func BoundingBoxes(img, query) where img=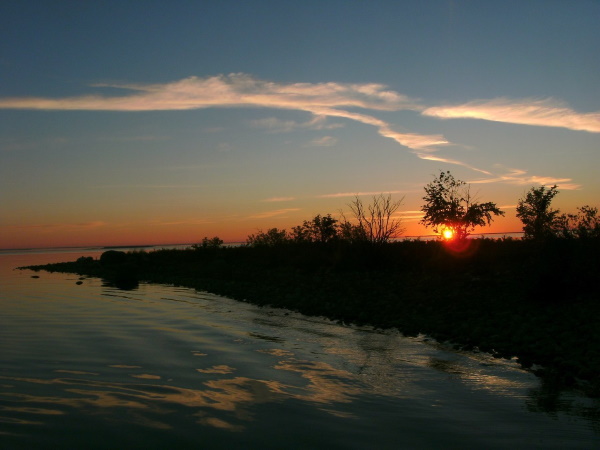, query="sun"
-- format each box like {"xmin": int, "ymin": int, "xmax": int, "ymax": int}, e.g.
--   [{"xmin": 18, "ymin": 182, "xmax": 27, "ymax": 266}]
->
[{"xmin": 442, "ymin": 228, "xmax": 454, "ymax": 240}]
